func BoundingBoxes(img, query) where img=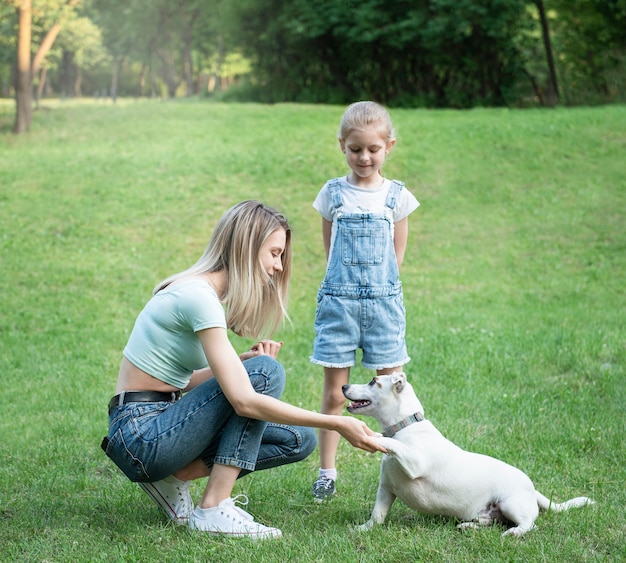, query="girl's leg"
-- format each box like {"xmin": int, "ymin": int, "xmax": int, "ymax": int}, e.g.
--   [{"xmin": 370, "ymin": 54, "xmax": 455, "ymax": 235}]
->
[
  {"xmin": 377, "ymin": 366, "xmax": 402, "ymax": 376},
  {"xmin": 319, "ymin": 366, "xmax": 351, "ymax": 468},
  {"xmin": 312, "ymin": 366, "xmax": 350, "ymax": 501}
]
